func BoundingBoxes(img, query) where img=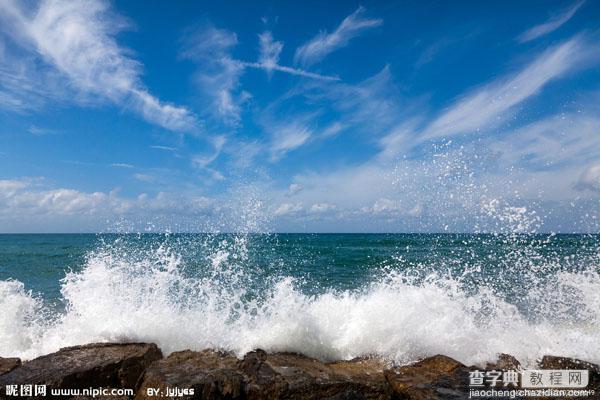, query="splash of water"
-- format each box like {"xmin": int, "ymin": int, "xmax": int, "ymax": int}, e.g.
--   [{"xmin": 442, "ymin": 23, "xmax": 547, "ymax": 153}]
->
[{"xmin": 1, "ymin": 229, "xmax": 599, "ymax": 367}]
